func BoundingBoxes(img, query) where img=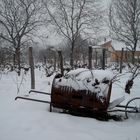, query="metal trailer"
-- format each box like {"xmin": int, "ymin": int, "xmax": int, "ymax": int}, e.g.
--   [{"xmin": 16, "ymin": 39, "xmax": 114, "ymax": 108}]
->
[{"xmin": 15, "ymin": 73, "xmax": 140, "ymax": 120}]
